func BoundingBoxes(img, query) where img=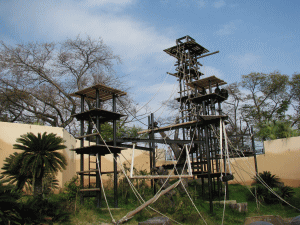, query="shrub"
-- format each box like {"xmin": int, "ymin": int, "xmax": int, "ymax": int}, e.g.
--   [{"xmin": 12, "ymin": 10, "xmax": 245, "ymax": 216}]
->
[
  {"xmin": 0, "ymin": 182, "xmax": 21, "ymax": 224},
  {"xmin": 249, "ymin": 171, "xmax": 295, "ymax": 204},
  {"xmin": 17, "ymin": 195, "xmax": 71, "ymax": 224},
  {"xmin": 252, "ymin": 171, "xmax": 281, "ymax": 188}
]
